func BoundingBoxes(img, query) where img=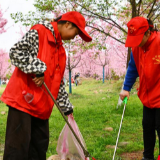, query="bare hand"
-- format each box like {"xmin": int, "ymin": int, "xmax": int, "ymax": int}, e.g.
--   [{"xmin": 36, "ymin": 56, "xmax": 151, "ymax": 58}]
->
[
  {"xmin": 32, "ymin": 76, "xmax": 44, "ymax": 87},
  {"xmin": 119, "ymin": 90, "xmax": 130, "ymax": 101}
]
